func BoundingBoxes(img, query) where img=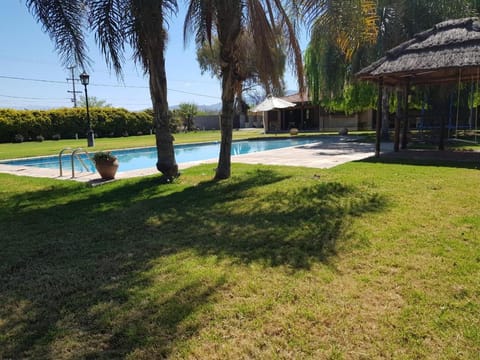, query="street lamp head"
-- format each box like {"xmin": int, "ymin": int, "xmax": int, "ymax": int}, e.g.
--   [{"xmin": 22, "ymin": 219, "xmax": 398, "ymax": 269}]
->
[{"xmin": 79, "ymin": 71, "xmax": 90, "ymax": 86}]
